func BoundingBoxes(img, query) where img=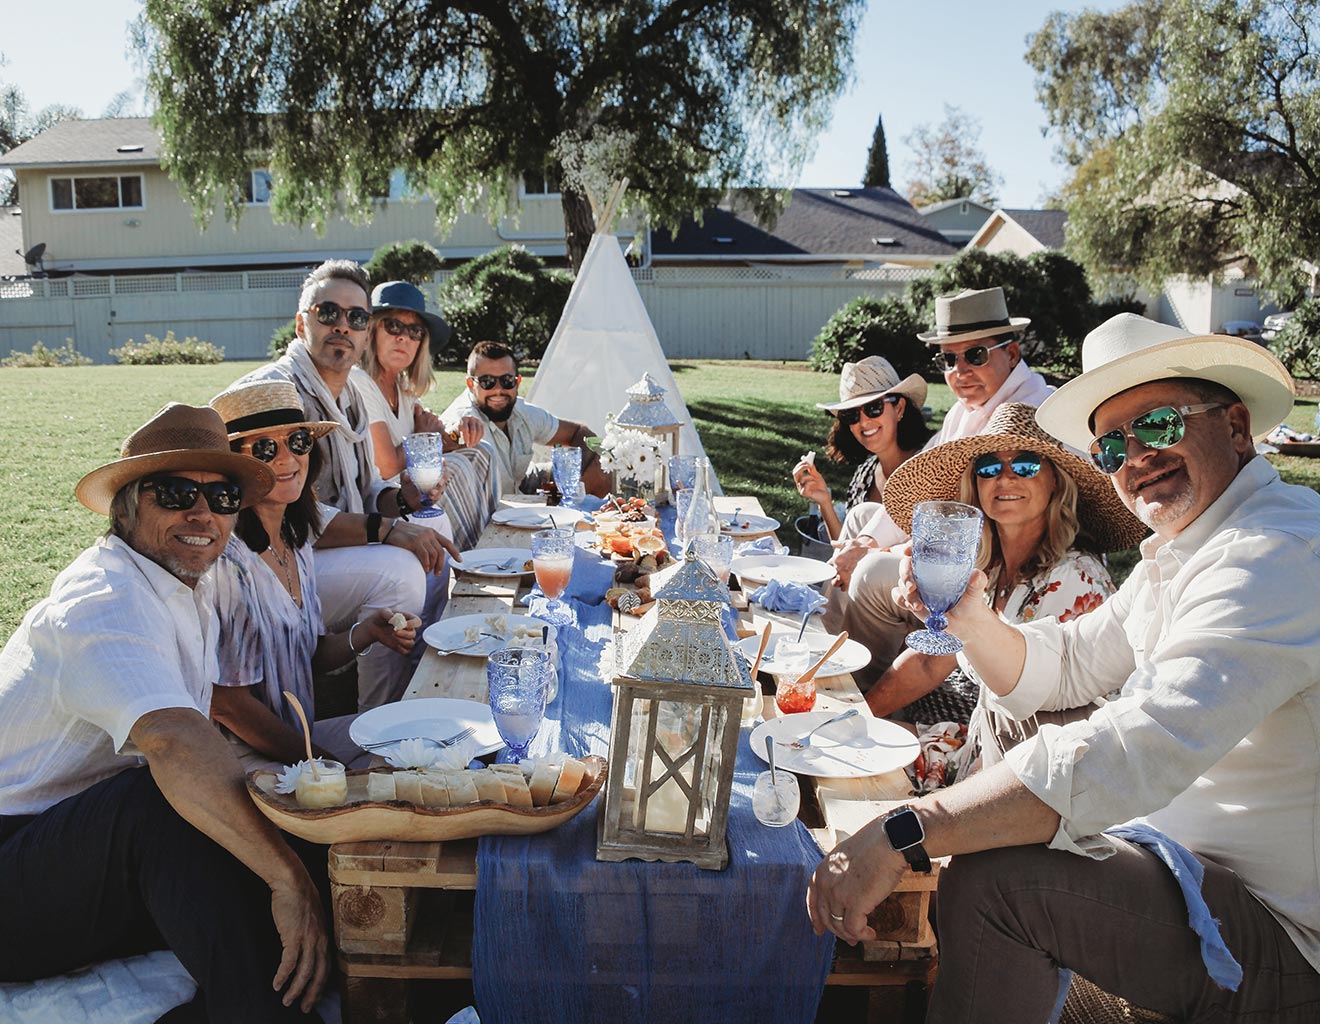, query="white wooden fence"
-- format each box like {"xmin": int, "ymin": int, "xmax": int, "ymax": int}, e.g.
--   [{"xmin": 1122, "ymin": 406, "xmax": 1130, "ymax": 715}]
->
[{"xmin": 0, "ymin": 265, "xmax": 926, "ymax": 364}]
